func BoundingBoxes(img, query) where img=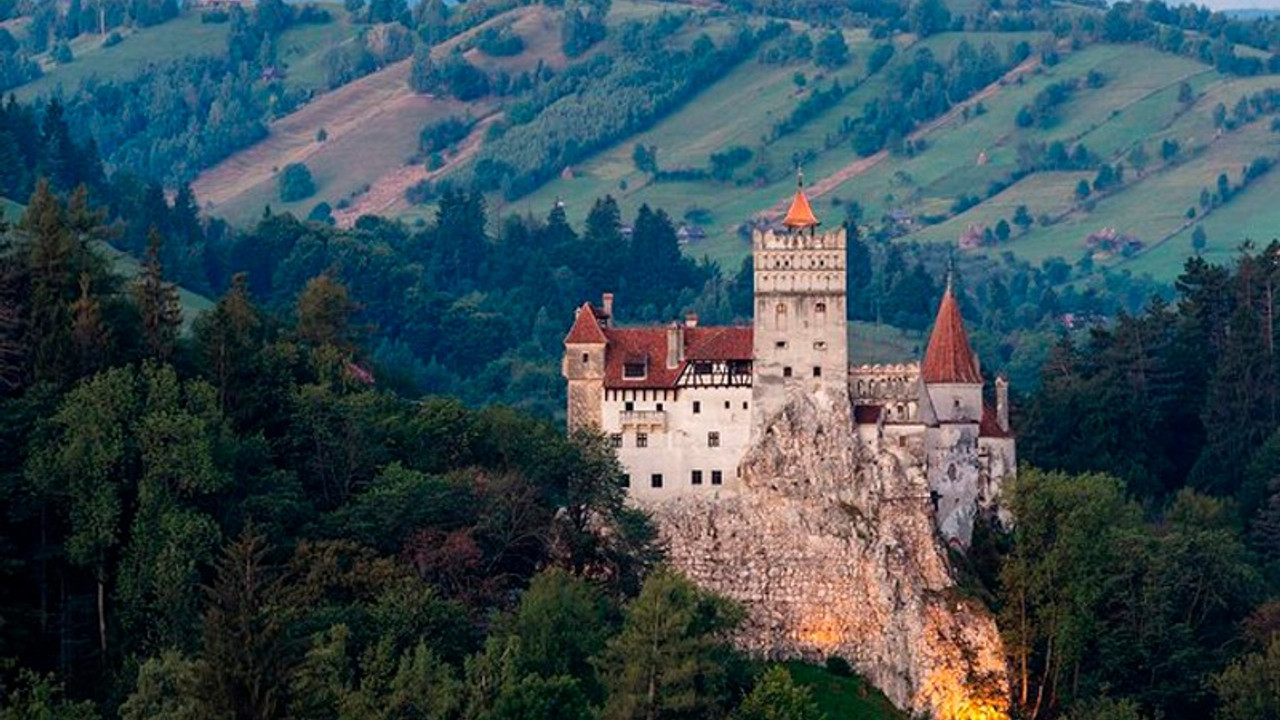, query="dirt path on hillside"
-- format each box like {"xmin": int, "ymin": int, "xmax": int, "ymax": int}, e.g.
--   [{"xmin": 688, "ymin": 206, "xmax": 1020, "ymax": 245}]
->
[
  {"xmin": 762, "ymin": 56, "xmax": 1040, "ymax": 220},
  {"xmin": 331, "ymin": 114, "xmax": 501, "ymax": 227}
]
